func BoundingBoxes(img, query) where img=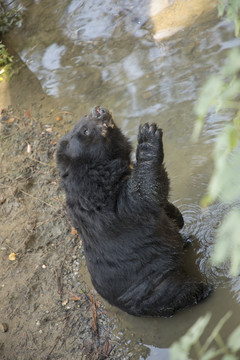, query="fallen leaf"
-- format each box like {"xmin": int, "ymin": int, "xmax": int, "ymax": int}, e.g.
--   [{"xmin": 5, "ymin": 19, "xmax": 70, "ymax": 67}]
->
[
  {"xmin": 142, "ymin": 91, "xmax": 152, "ymax": 99},
  {"xmin": 0, "ymin": 198, "xmax": 6, "ymax": 205},
  {"xmin": 9, "ymin": 253, "xmax": 16, "ymax": 261},
  {"xmin": 56, "ymin": 115, "xmax": 62, "ymax": 122},
  {"xmin": 95, "ymin": 300, "xmax": 101, "ymax": 308},
  {"xmin": 24, "ymin": 110, "xmax": 31, "ymax": 119},
  {"xmin": 7, "ymin": 118, "xmax": 15, "ymax": 123},
  {"xmin": 71, "ymin": 228, "xmax": 78, "ymax": 236}
]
